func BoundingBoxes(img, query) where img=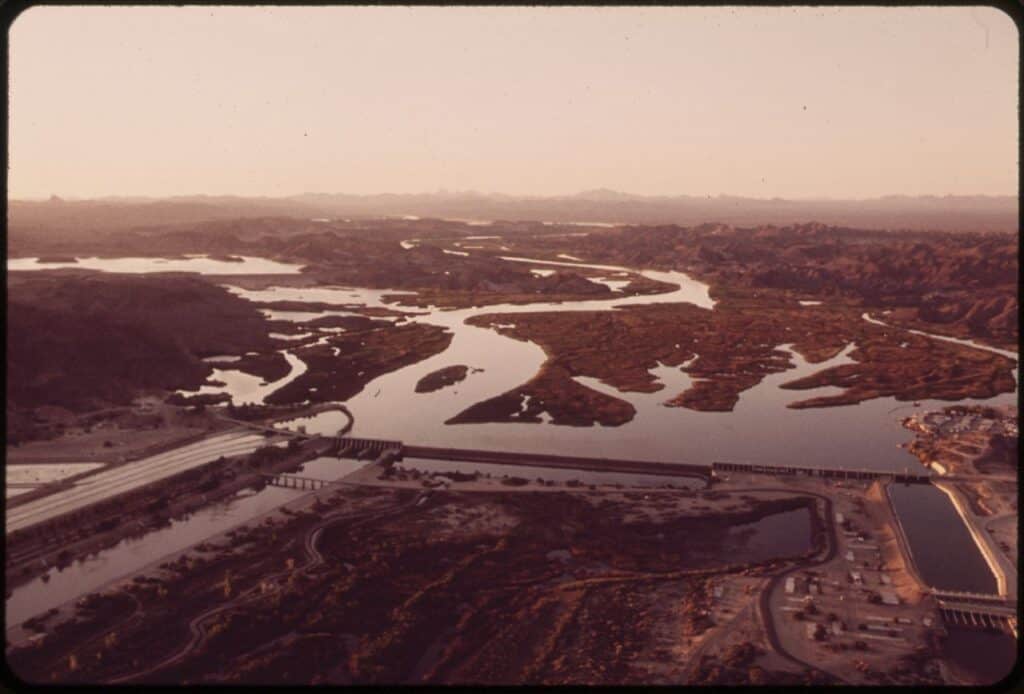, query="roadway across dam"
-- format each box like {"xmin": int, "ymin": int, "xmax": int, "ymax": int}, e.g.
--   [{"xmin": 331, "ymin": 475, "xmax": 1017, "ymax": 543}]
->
[
  {"xmin": 398, "ymin": 444, "xmax": 712, "ymax": 481},
  {"xmin": 6, "ymin": 433, "xmax": 940, "ymax": 546},
  {"xmin": 334, "ymin": 437, "xmax": 935, "ymax": 484}
]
